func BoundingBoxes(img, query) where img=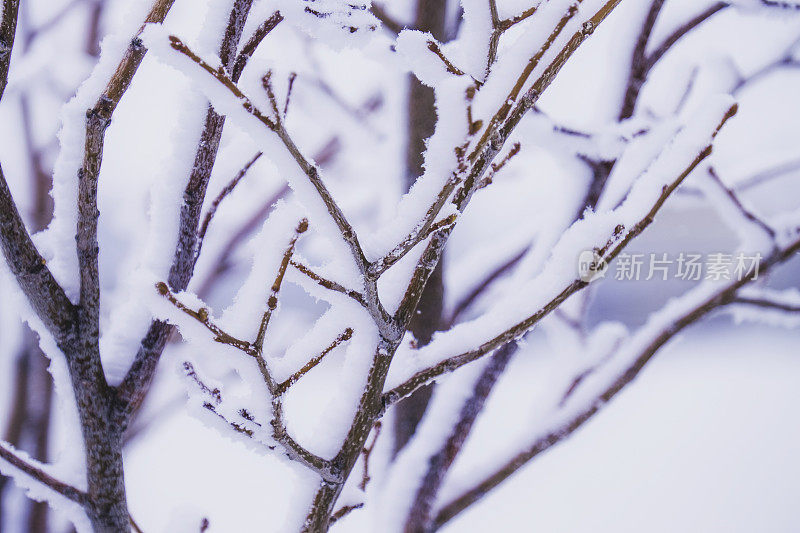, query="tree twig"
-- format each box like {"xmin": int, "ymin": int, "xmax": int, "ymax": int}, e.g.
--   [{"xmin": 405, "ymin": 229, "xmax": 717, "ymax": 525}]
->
[
  {"xmin": 0, "ymin": 441, "xmax": 86, "ymax": 504},
  {"xmin": 290, "ymin": 260, "xmax": 367, "ymax": 306},
  {"xmin": 117, "ymin": 0, "xmax": 255, "ymax": 425},
  {"xmin": 196, "ymin": 151, "xmax": 263, "ymax": 257},
  {"xmin": 276, "ymin": 328, "xmax": 353, "ymax": 395},
  {"xmin": 386, "ymin": 103, "xmax": 736, "ymax": 406},
  {"xmin": 358, "ymin": 421, "xmax": 381, "ymax": 491},
  {"xmin": 432, "ymin": 235, "xmax": 800, "ymax": 529},
  {"xmin": 329, "ymin": 502, "xmax": 364, "ymax": 524},
  {"xmin": 232, "ymin": 11, "xmax": 283, "ymax": 80}
]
